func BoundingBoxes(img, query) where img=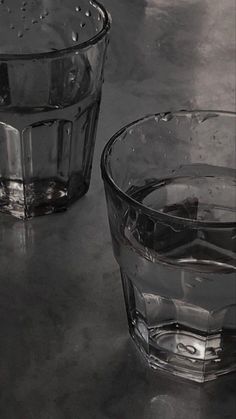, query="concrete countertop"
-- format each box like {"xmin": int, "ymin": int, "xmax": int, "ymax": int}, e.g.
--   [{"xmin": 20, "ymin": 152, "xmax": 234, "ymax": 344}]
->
[{"xmin": 0, "ymin": 1, "xmax": 235, "ymax": 418}]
